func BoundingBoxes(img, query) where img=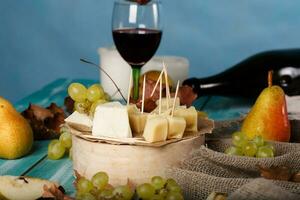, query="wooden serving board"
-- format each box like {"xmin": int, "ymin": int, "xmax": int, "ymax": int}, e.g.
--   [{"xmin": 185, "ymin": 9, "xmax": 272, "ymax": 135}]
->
[{"xmin": 68, "ymin": 117, "xmax": 214, "ymax": 147}]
